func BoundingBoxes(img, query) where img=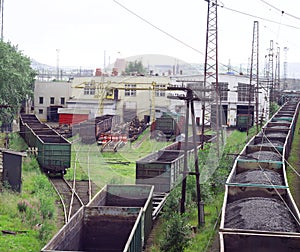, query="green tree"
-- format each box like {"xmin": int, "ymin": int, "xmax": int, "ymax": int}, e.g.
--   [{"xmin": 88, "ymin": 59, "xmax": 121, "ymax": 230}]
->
[
  {"xmin": 159, "ymin": 212, "xmax": 192, "ymax": 252},
  {"xmin": 125, "ymin": 60, "xmax": 146, "ymax": 75},
  {"xmin": 0, "ymin": 41, "xmax": 36, "ymax": 125},
  {"xmin": 269, "ymin": 101, "xmax": 280, "ymax": 117}
]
